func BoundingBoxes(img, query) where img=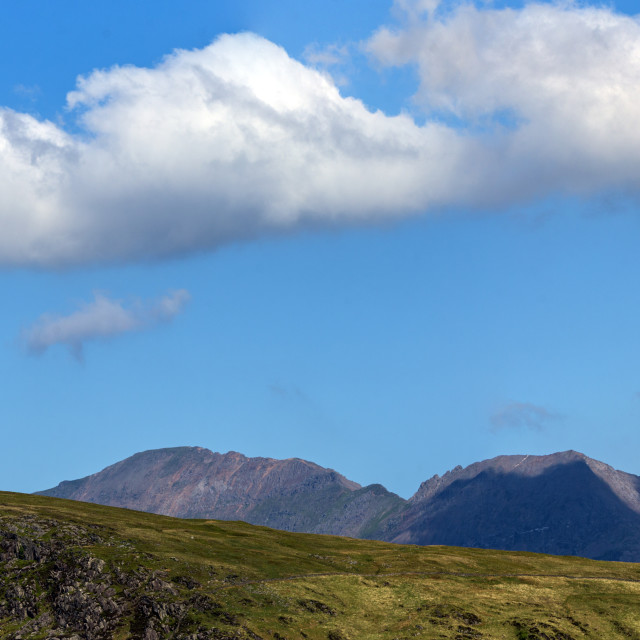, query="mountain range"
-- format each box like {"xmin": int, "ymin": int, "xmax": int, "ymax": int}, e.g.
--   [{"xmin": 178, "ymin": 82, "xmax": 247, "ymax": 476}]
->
[{"xmin": 37, "ymin": 447, "xmax": 640, "ymax": 562}]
